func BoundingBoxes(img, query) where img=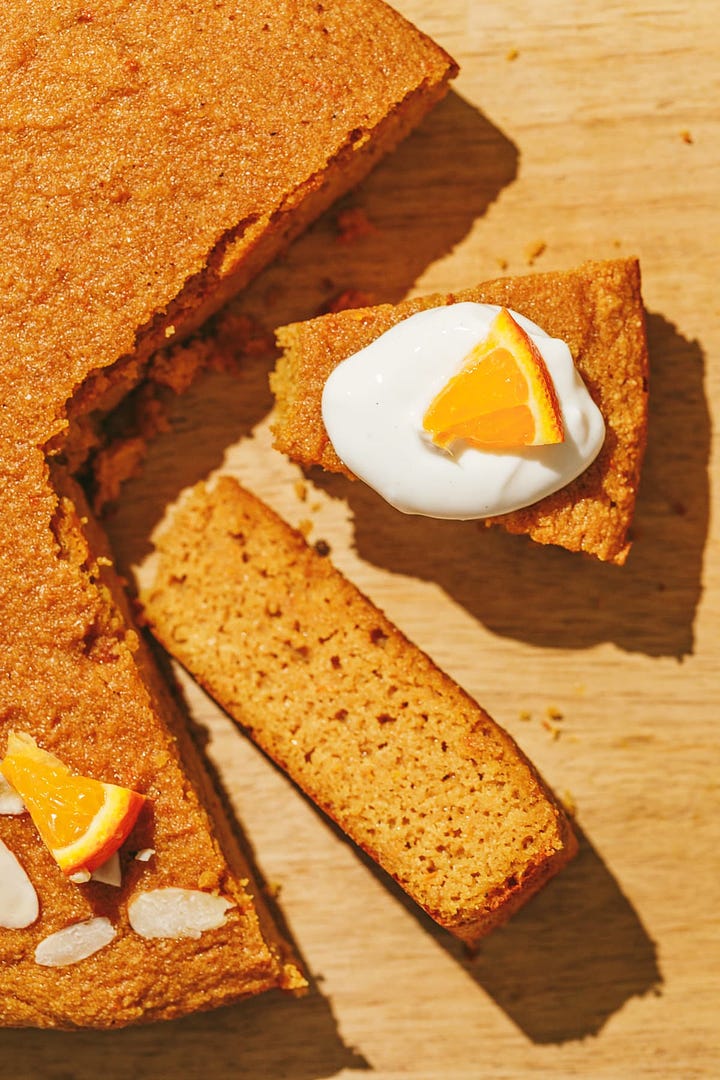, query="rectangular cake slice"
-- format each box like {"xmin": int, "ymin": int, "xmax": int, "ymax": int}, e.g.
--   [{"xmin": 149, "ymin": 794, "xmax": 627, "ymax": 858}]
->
[
  {"xmin": 270, "ymin": 258, "xmax": 649, "ymax": 565},
  {"xmin": 142, "ymin": 477, "xmax": 578, "ymax": 946}
]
